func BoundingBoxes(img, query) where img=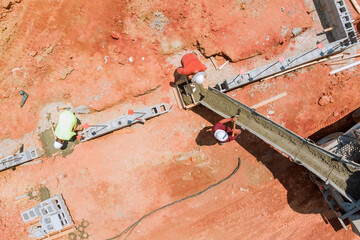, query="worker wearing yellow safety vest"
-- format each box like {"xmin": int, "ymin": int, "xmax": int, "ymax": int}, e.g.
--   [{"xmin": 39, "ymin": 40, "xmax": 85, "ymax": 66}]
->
[{"xmin": 53, "ymin": 110, "xmax": 83, "ymax": 149}]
